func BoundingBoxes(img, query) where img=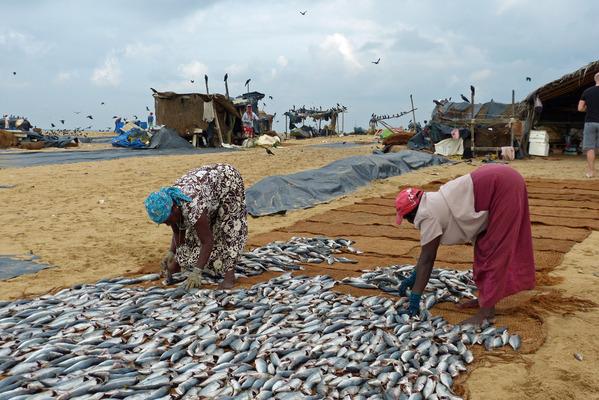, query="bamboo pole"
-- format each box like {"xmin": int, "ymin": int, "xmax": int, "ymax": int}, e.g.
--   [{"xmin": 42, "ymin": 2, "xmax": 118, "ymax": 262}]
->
[{"xmin": 410, "ymin": 94, "xmax": 417, "ymax": 131}]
